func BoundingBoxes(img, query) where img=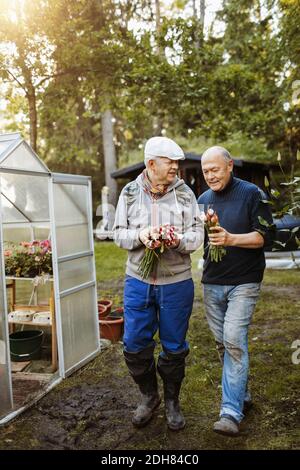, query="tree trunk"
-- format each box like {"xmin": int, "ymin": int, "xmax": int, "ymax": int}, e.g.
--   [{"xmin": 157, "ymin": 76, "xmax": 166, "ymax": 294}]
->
[
  {"xmin": 155, "ymin": 0, "xmax": 161, "ymax": 33},
  {"xmin": 195, "ymin": 0, "xmax": 205, "ymax": 50},
  {"xmin": 200, "ymin": 0, "xmax": 205, "ymax": 32},
  {"xmin": 15, "ymin": 3, "xmax": 38, "ymax": 152},
  {"xmin": 153, "ymin": 0, "xmax": 163, "ymax": 134},
  {"xmin": 101, "ymin": 109, "xmax": 118, "ymax": 206},
  {"xmin": 155, "ymin": 0, "xmax": 163, "ymax": 56},
  {"xmin": 26, "ymin": 86, "xmax": 38, "ymax": 152},
  {"xmin": 192, "ymin": 0, "xmax": 197, "ymax": 18}
]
